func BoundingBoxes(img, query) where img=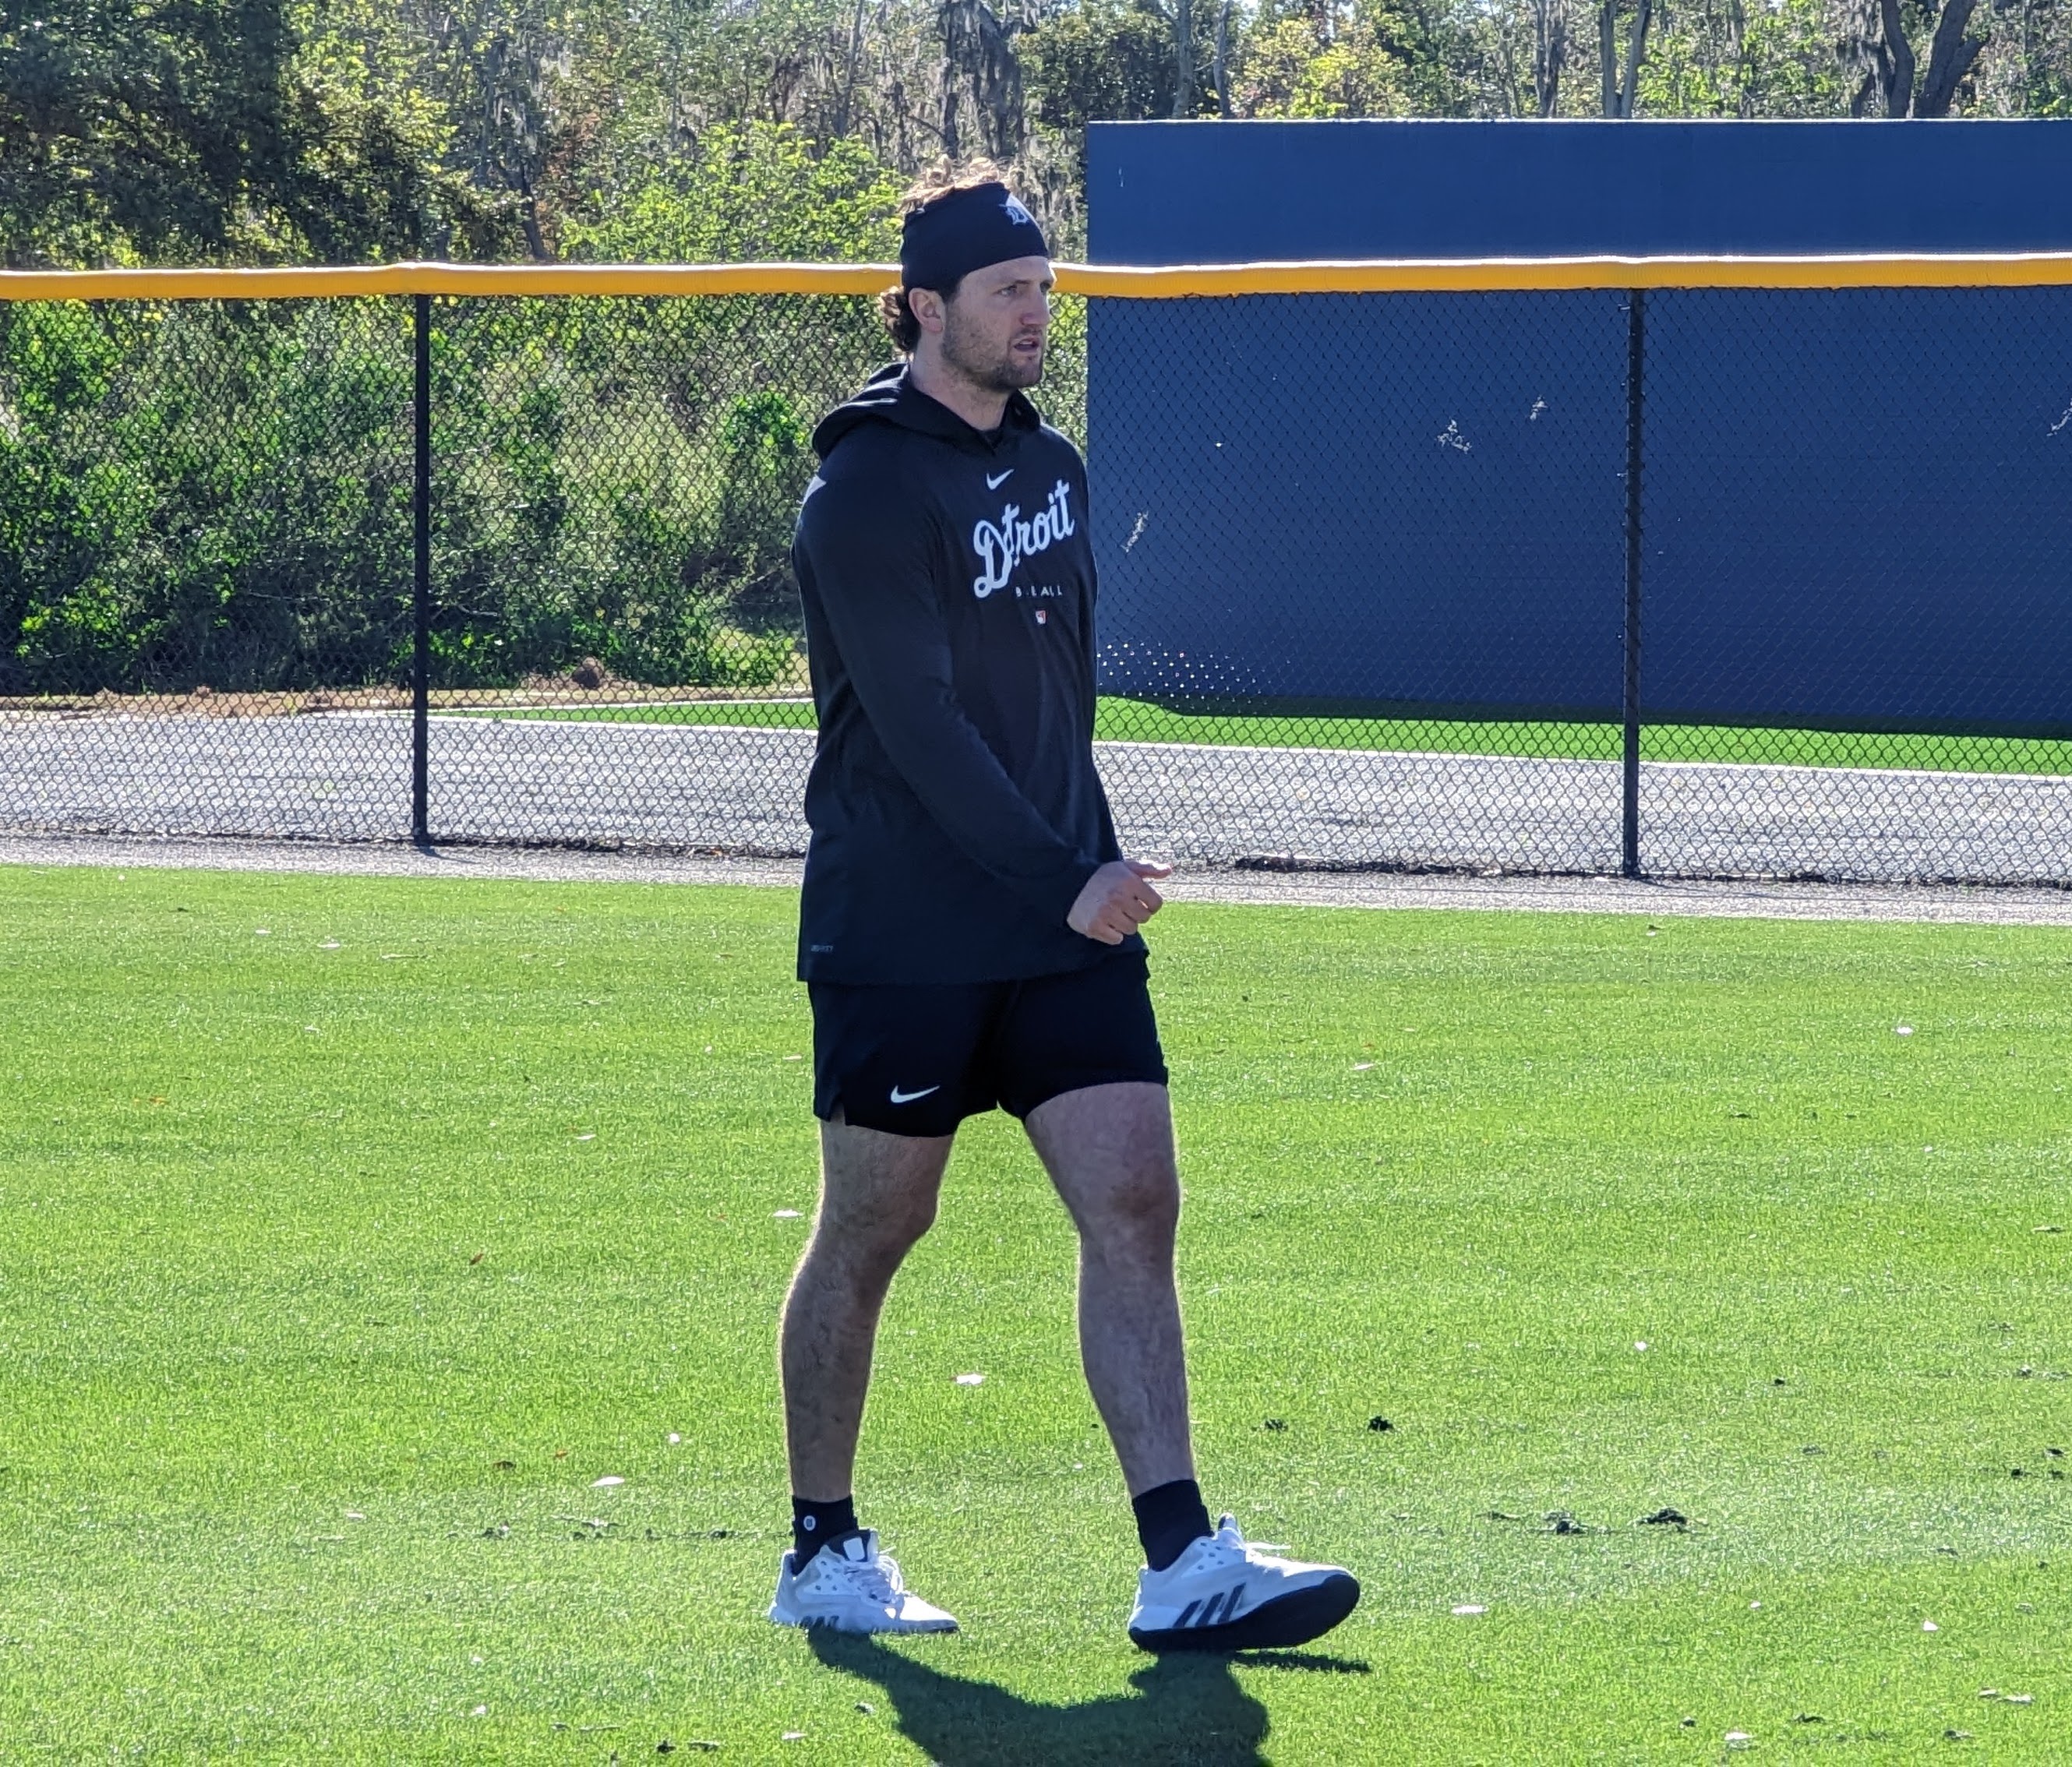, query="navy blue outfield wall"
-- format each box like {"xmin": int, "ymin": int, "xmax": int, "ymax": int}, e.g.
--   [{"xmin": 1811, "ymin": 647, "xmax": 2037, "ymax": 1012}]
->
[{"xmin": 1083, "ymin": 122, "xmax": 2072, "ymax": 735}]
